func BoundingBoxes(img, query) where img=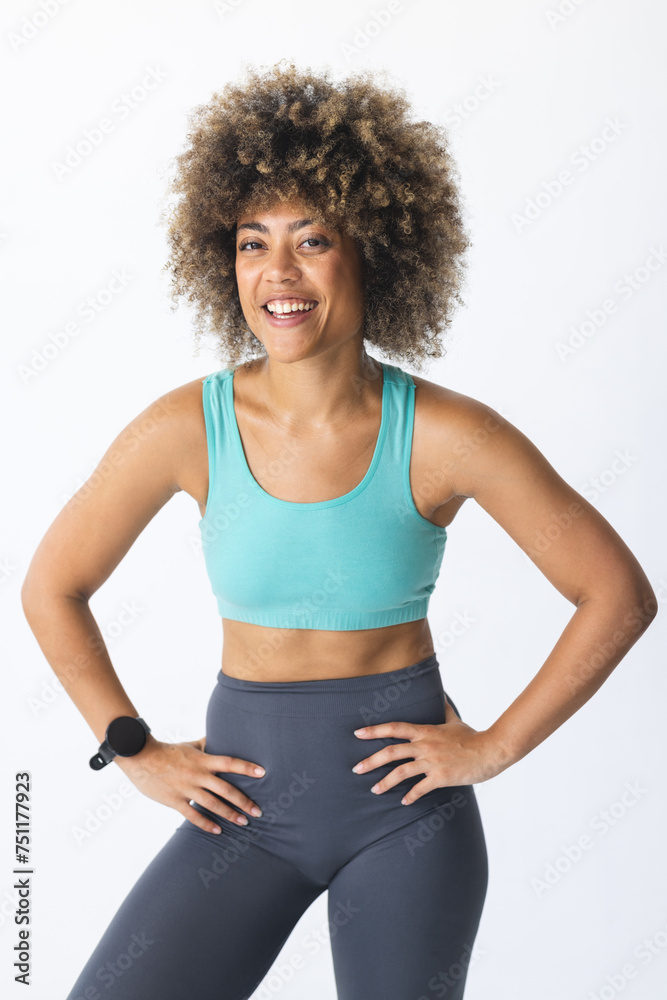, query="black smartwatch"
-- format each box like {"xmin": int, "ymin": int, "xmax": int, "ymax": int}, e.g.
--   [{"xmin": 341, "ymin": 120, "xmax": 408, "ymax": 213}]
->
[{"xmin": 89, "ymin": 716, "xmax": 151, "ymax": 770}]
